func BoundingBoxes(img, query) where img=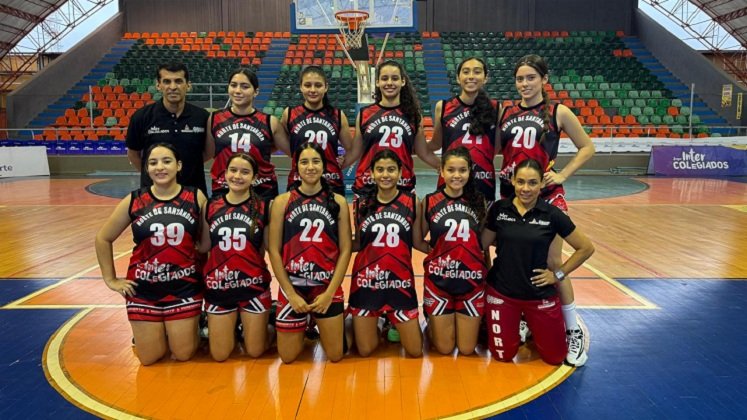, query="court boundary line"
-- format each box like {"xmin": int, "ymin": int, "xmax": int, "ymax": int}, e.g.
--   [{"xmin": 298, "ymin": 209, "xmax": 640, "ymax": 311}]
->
[
  {"xmin": 43, "ymin": 306, "xmax": 576, "ymax": 420},
  {"xmin": 1, "ymin": 250, "xmax": 131, "ymax": 309},
  {"xmin": 441, "ymin": 366, "xmax": 574, "ymax": 419},
  {"xmin": 43, "ymin": 308, "xmax": 146, "ymax": 420},
  {"xmin": 563, "ymin": 250, "xmax": 658, "ymax": 309}
]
